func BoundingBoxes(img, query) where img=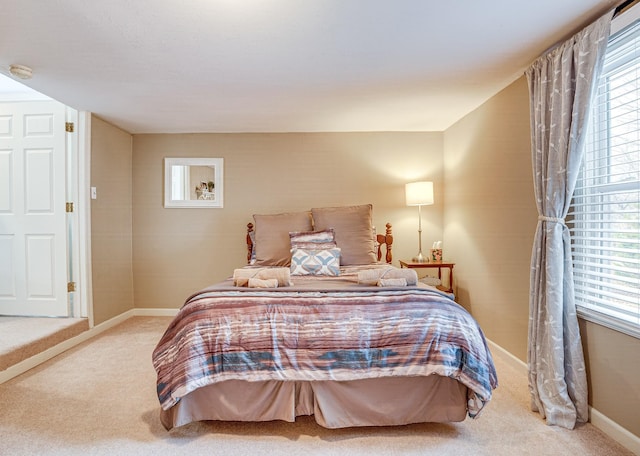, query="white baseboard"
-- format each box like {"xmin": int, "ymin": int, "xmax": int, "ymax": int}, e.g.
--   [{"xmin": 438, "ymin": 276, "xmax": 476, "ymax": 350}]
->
[
  {"xmin": 0, "ymin": 309, "xmax": 135, "ymax": 384},
  {"xmin": 589, "ymin": 407, "xmax": 640, "ymax": 455},
  {"xmin": 486, "ymin": 338, "xmax": 527, "ymax": 375},
  {"xmin": 133, "ymin": 308, "xmax": 179, "ymax": 317},
  {"xmin": 487, "ymin": 338, "xmax": 640, "ymax": 456},
  {"xmin": 0, "ymin": 308, "xmax": 180, "ymax": 384}
]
